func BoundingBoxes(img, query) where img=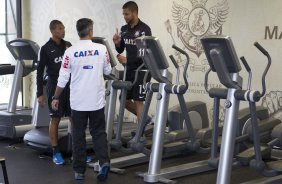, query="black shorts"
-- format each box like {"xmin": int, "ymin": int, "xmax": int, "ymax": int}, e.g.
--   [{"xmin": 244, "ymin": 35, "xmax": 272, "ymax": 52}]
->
[
  {"xmin": 125, "ymin": 70, "xmax": 151, "ymax": 101},
  {"xmin": 46, "ymin": 78, "xmax": 71, "ymax": 117}
]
